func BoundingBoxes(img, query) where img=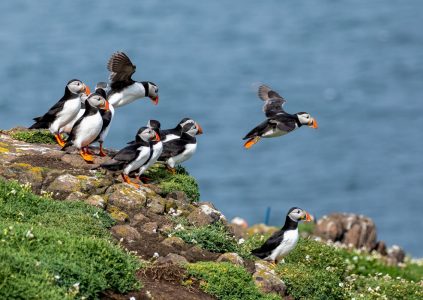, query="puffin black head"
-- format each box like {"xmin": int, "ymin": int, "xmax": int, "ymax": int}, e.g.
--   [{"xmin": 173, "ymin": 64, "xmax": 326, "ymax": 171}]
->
[
  {"xmin": 95, "ymin": 87, "xmax": 107, "ymax": 100},
  {"xmin": 147, "ymin": 119, "xmax": 161, "ymax": 130},
  {"xmin": 142, "ymin": 81, "xmax": 159, "ymax": 105},
  {"xmin": 287, "ymin": 207, "xmax": 312, "ymax": 222},
  {"xmin": 181, "ymin": 120, "xmax": 203, "ymax": 137},
  {"xmin": 86, "ymin": 92, "xmax": 109, "ymax": 111},
  {"xmin": 177, "ymin": 118, "xmax": 195, "ymax": 129},
  {"xmin": 66, "ymin": 79, "xmax": 90, "ymax": 96},
  {"xmin": 296, "ymin": 112, "xmax": 318, "ymax": 129}
]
